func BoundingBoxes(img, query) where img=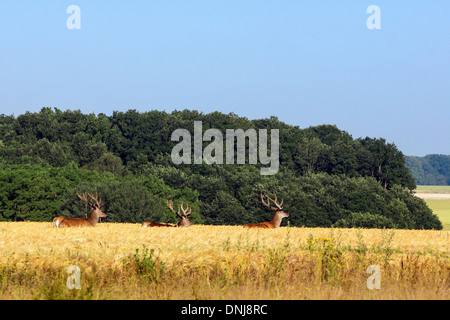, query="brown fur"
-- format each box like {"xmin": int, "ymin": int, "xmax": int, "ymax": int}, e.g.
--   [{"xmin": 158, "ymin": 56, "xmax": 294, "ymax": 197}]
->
[
  {"xmin": 141, "ymin": 221, "xmax": 175, "ymax": 228},
  {"xmin": 243, "ymin": 193, "xmax": 289, "ymax": 229},
  {"xmin": 53, "ymin": 193, "xmax": 107, "ymax": 228},
  {"xmin": 142, "ymin": 200, "xmax": 194, "ymax": 228}
]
